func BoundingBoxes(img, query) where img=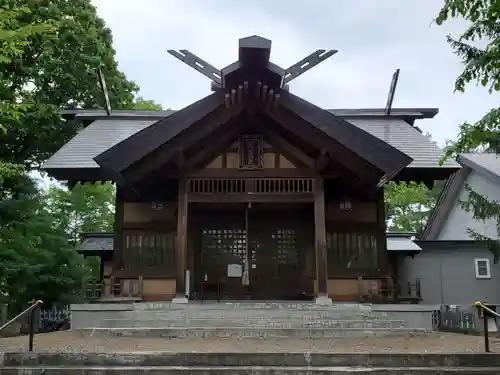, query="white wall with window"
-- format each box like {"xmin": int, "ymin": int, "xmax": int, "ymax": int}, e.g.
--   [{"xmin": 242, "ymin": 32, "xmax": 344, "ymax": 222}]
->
[
  {"xmin": 474, "ymin": 258, "xmax": 491, "ymax": 279},
  {"xmin": 399, "ymin": 242, "xmax": 500, "ymax": 306}
]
